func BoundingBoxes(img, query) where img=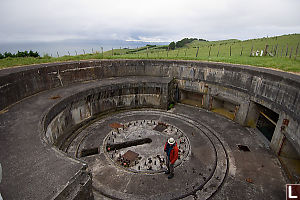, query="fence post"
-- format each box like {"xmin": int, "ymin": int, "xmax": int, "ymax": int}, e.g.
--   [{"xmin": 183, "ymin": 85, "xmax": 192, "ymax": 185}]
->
[
  {"xmin": 185, "ymin": 49, "xmax": 187, "ymax": 57},
  {"xmin": 147, "ymin": 47, "xmax": 149, "ymax": 58},
  {"xmin": 264, "ymin": 45, "xmax": 269, "ymax": 56},
  {"xmin": 217, "ymin": 45, "xmax": 220, "ymax": 57},
  {"xmin": 240, "ymin": 46, "xmax": 243, "ymax": 56},
  {"xmin": 68, "ymin": 51, "xmax": 70, "ymax": 56},
  {"xmin": 208, "ymin": 46, "xmax": 211, "ymax": 57},
  {"xmin": 270, "ymin": 45, "xmax": 273, "ymax": 54},
  {"xmin": 112, "ymin": 48, "xmax": 114, "ymax": 56},
  {"xmin": 289, "ymin": 47, "xmax": 293, "ymax": 59},
  {"xmin": 101, "ymin": 47, "xmax": 103, "ymax": 58},
  {"xmin": 295, "ymin": 43, "xmax": 299, "ymax": 60},
  {"xmin": 167, "ymin": 47, "xmax": 169, "ymax": 57},
  {"xmin": 274, "ymin": 44, "xmax": 278, "ymax": 56},
  {"xmin": 250, "ymin": 45, "xmax": 253, "ymax": 56},
  {"xmin": 285, "ymin": 44, "xmax": 289, "ymax": 57},
  {"xmin": 177, "ymin": 50, "xmax": 179, "ymax": 57},
  {"xmin": 75, "ymin": 50, "xmax": 77, "ymax": 56},
  {"xmin": 92, "ymin": 48, "xmax": 94, "ymax": 54},
  {"xmin": 230, "ymin": 46, "xmax": 231, "ymax": 56},
  {"xmin": 196, "ymin": 47, "xmax": 199, "ymax": 57}
]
